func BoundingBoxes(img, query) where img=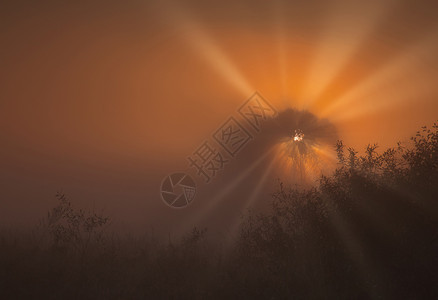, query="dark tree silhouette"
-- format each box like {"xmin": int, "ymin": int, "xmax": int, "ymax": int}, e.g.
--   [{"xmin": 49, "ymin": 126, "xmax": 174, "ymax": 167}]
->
[{"xmin": 1, "ymin": 122, "xmax": 437, "ymax": 299}]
